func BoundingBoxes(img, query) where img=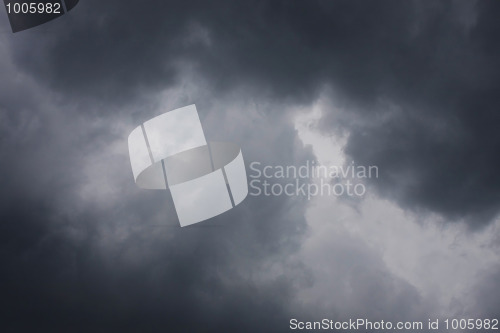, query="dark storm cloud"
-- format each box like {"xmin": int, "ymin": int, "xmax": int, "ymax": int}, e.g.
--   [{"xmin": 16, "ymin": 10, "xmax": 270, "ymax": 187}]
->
[
  {"xmin": 322, "ymin": 1, "xmax": 500, "ymax": 227},
  {"xmin": 0, "ymin": 51, "xmax": 314, "ymax": 331},
  {"xmin": 0, "ymin": 194, "xmax": 305, "ymax": 332},
  {"xmin": 2, "ymin": 0, "xmax": 500, "ymax": 331},
  {"xmin": 7, "ymin": 0, "xmax": 500, "ymax": 225}
]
